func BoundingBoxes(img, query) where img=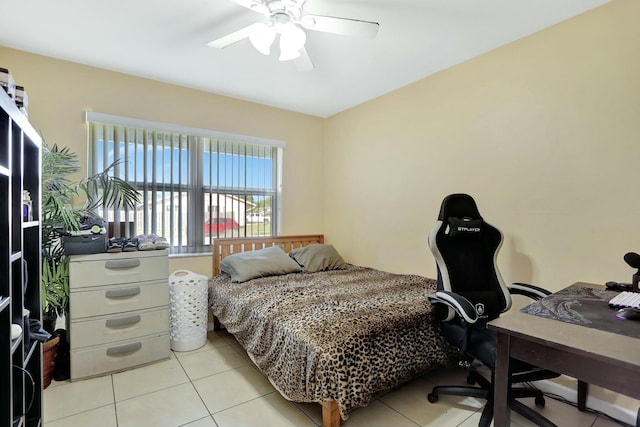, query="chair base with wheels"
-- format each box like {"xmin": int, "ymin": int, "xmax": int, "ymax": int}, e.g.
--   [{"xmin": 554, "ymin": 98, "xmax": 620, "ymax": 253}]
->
[{"xmin": 427, "ymin": 367, "xmax": 555, "ymax": 427}]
